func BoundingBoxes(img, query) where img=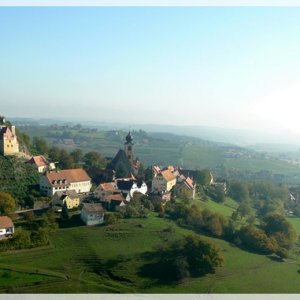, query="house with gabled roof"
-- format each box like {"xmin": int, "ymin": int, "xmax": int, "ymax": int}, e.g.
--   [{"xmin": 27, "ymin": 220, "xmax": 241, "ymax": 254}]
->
[
  {"xmin": 40, "ymin": 168, "xmax": 92, "ymax": 196},
  {"xmin": 52, "ymin": 190, "xmax": 80, "ymax": 210},
  {"xmin": 27, "ymin": 155, "xmax": 55, "ymax": 173},
  {"xmin": 152, "ymin": 169, "xmax": 177, "ymax": 193},
  {"xmin": 0, "ymin": 216, "xmax": 14, "ymax": 237},
  {"xmin": 81, "ymin": 203, "xmax": 104, "ymax": 226},
  {"xmin": 175, "ymin": 175, "xmax": 196, "ymax": 199}
]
